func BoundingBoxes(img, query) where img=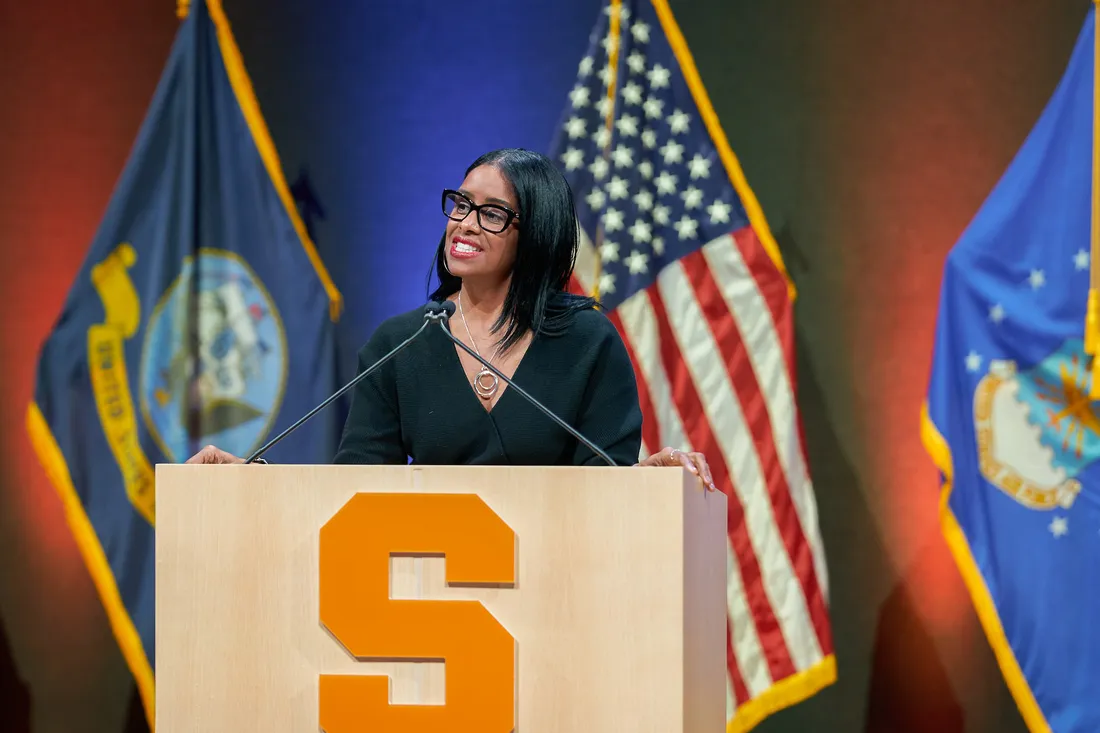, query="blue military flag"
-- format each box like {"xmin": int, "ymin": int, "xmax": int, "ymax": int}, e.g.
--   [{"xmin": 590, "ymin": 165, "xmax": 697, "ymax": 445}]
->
[
  {"xmin": 25, "ymin": 0, "xmax": 344, "ymax": 726},
  {"xmin": 923, "ymin": 7, "xmax": 1099, "ymax": 732}
]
